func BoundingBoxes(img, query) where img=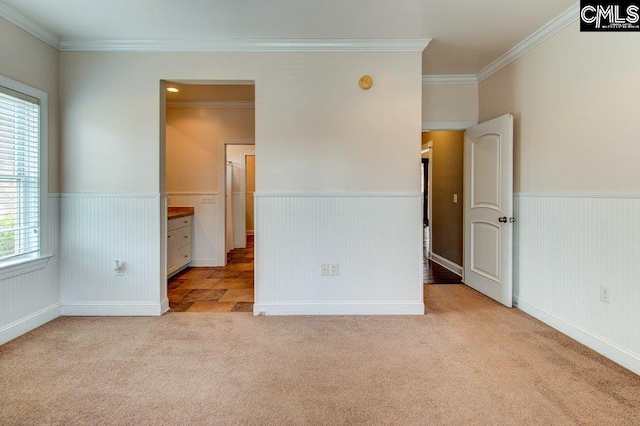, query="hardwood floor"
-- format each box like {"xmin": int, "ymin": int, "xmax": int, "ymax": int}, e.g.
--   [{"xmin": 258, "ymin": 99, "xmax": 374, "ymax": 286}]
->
[
  {"xmin": 423, "ymin": 226, "xmax": 462, "ymax": 284},
  {"xmin": 423, "ymin": 258, "xmax": 462, "ymax": 284}
]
